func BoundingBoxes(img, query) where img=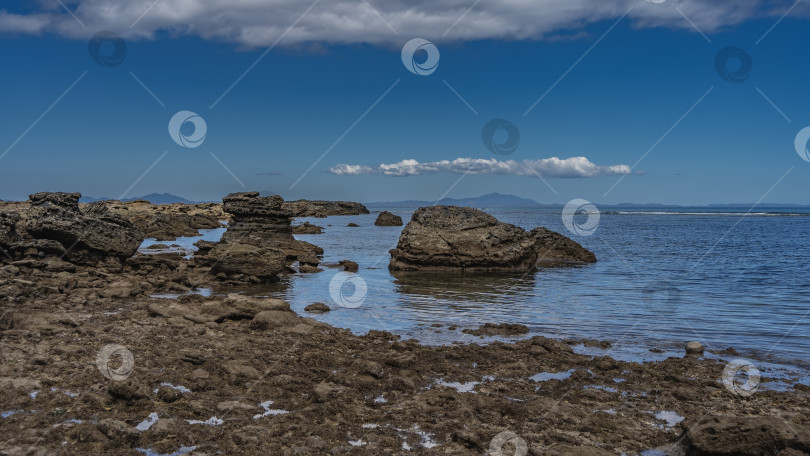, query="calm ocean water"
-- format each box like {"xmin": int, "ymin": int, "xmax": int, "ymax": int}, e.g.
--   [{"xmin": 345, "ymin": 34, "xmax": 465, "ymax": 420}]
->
[{"xmin": 142, "ymin": 207, "xmax": 810, "ymax": 378}]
